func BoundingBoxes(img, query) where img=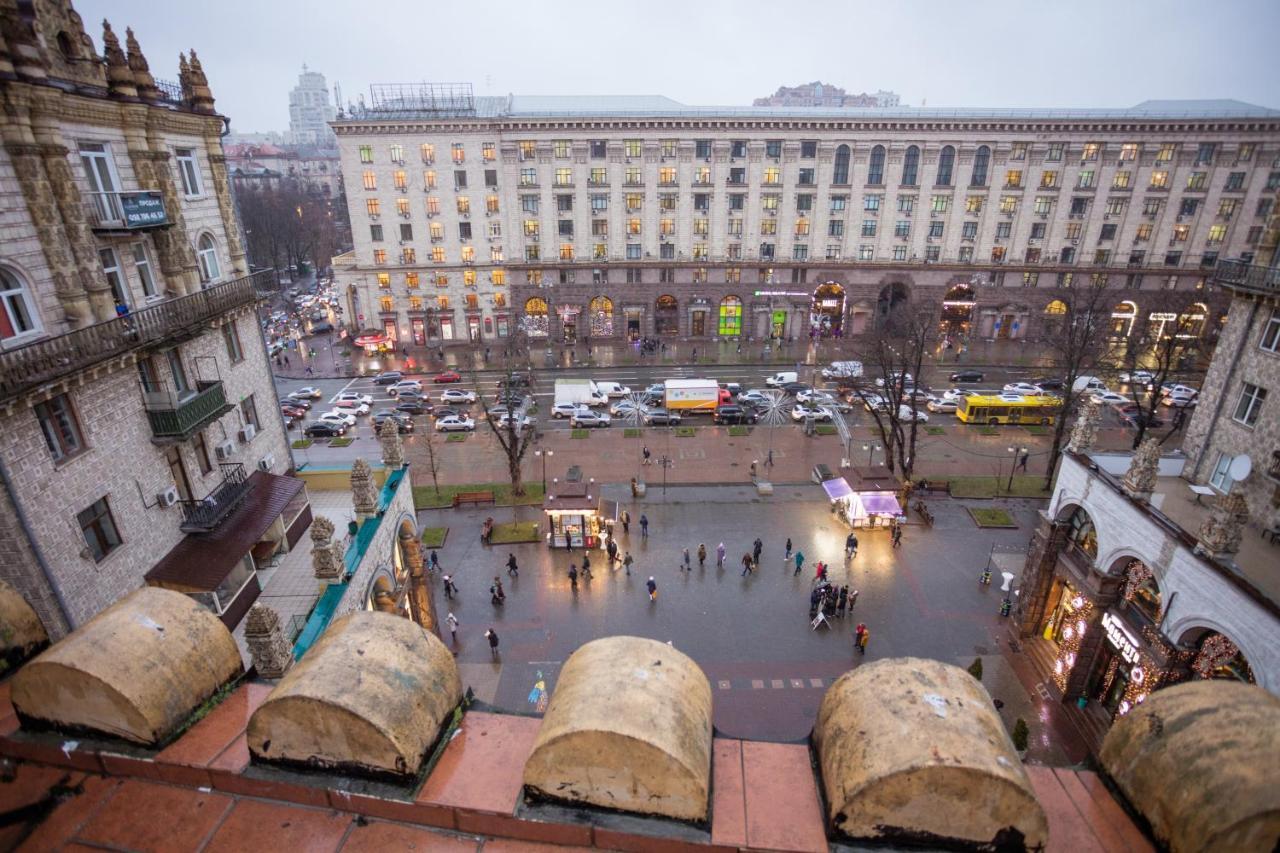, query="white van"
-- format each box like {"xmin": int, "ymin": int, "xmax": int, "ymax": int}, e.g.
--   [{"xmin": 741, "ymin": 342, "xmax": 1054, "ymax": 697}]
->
[
  {"xmin": 1072, "ymin": 375, "xmax": 1108, "ymax": 393},
  {"xmin": 765, "ymin": 371, "xmax": 798, "ymax": 387},
  {"xmin": 821, "ymin": 361, "xmax": 863, "ymax": 381},
  {"xmin": 594, "ymin": 381, "xmax": 632, "ymax": 398}
]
